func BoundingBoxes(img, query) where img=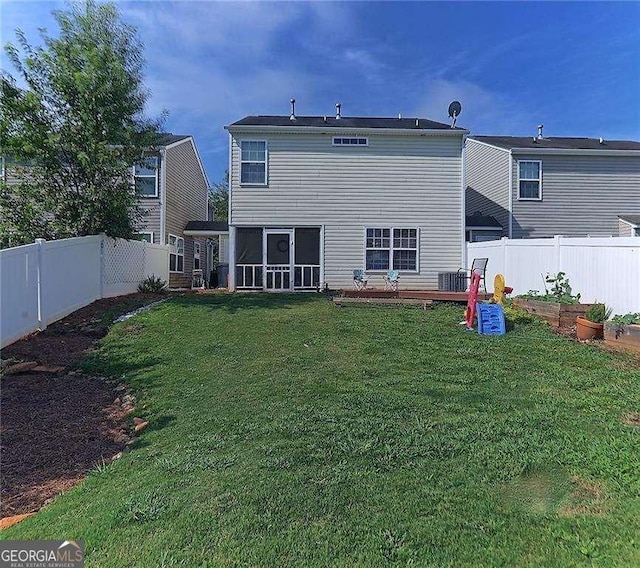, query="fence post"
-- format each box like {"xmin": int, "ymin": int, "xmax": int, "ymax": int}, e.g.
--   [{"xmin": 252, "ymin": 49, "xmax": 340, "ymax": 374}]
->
[
  {"xmin": 501, "ymin": 236, "xmax": 508, "ymax": 280},
  {"xmin": 35, "ymin": 238, "xmax": 47, "ymax": 331},
  {"xmin": 554, "ymin": 235, "xmax": 562, "ymax": 274},
  {"xmin": 99, "ymin": 234, "xmax": 105, "ymax": 299}
]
